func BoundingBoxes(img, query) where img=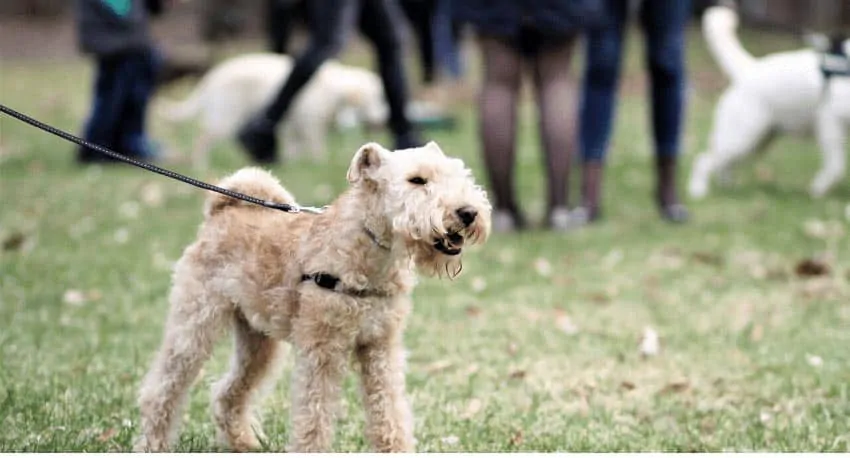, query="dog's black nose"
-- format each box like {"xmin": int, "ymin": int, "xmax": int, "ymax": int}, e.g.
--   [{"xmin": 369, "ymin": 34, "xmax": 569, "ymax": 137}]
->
[{"xmin": 456, "ymin": 206, "xmax": 478, "ymax": 226}]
